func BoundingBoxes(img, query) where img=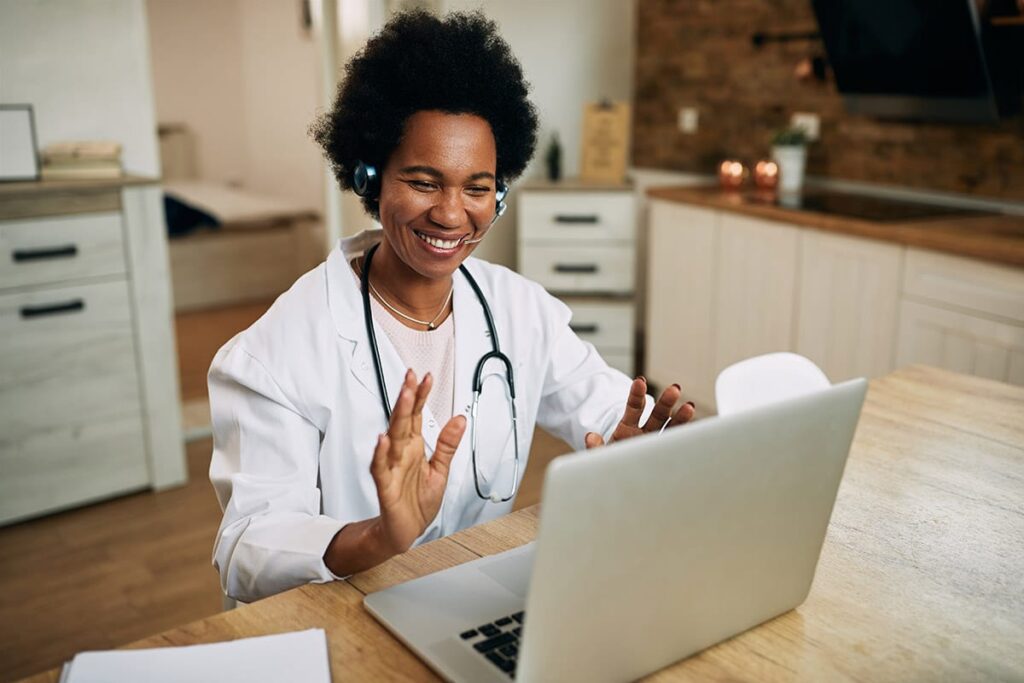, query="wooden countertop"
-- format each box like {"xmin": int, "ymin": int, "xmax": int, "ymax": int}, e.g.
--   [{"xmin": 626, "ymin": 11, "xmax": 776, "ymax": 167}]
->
[
  {"xmin": 21, "ymin": 366, "xmax": 1024, "ymax": 682},
  {"xmin": 0, "ymin": 175, "xmax": 158, "ymax": 196},
  {"xmin": 648, "ymin": 185, "xmax": 1024, "ymax": 268}
]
